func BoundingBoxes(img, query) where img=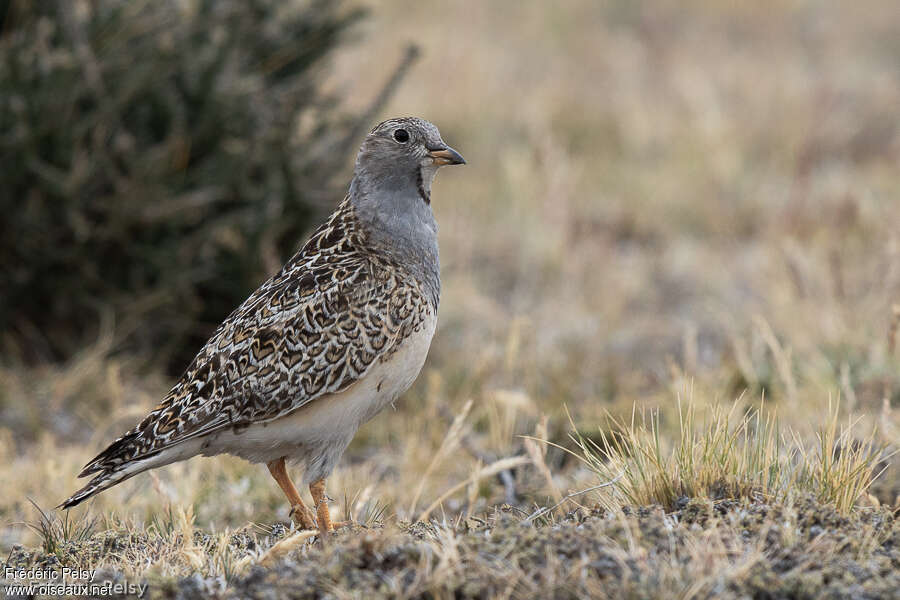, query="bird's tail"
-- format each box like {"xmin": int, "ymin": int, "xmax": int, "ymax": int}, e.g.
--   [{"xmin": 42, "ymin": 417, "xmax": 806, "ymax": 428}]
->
[
  {"xmin": 58, "ymin": 435, "xmax": 168, "ymax": 509},
  {"xmin": 59, "ymin": 421, "xmax": 206, "ymax": 509},
  {"xmin": 58, "ymin": 467, "xmax": 142, "ymax": 509}
]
